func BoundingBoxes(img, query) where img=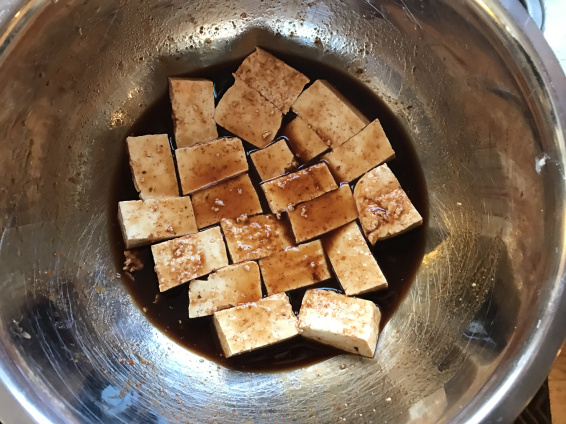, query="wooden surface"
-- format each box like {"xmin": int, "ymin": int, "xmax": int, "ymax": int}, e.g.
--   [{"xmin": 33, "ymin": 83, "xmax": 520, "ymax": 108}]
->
[{"xmin": 550, "ymin": 344, "xmax": 566, "ymax": 422}]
